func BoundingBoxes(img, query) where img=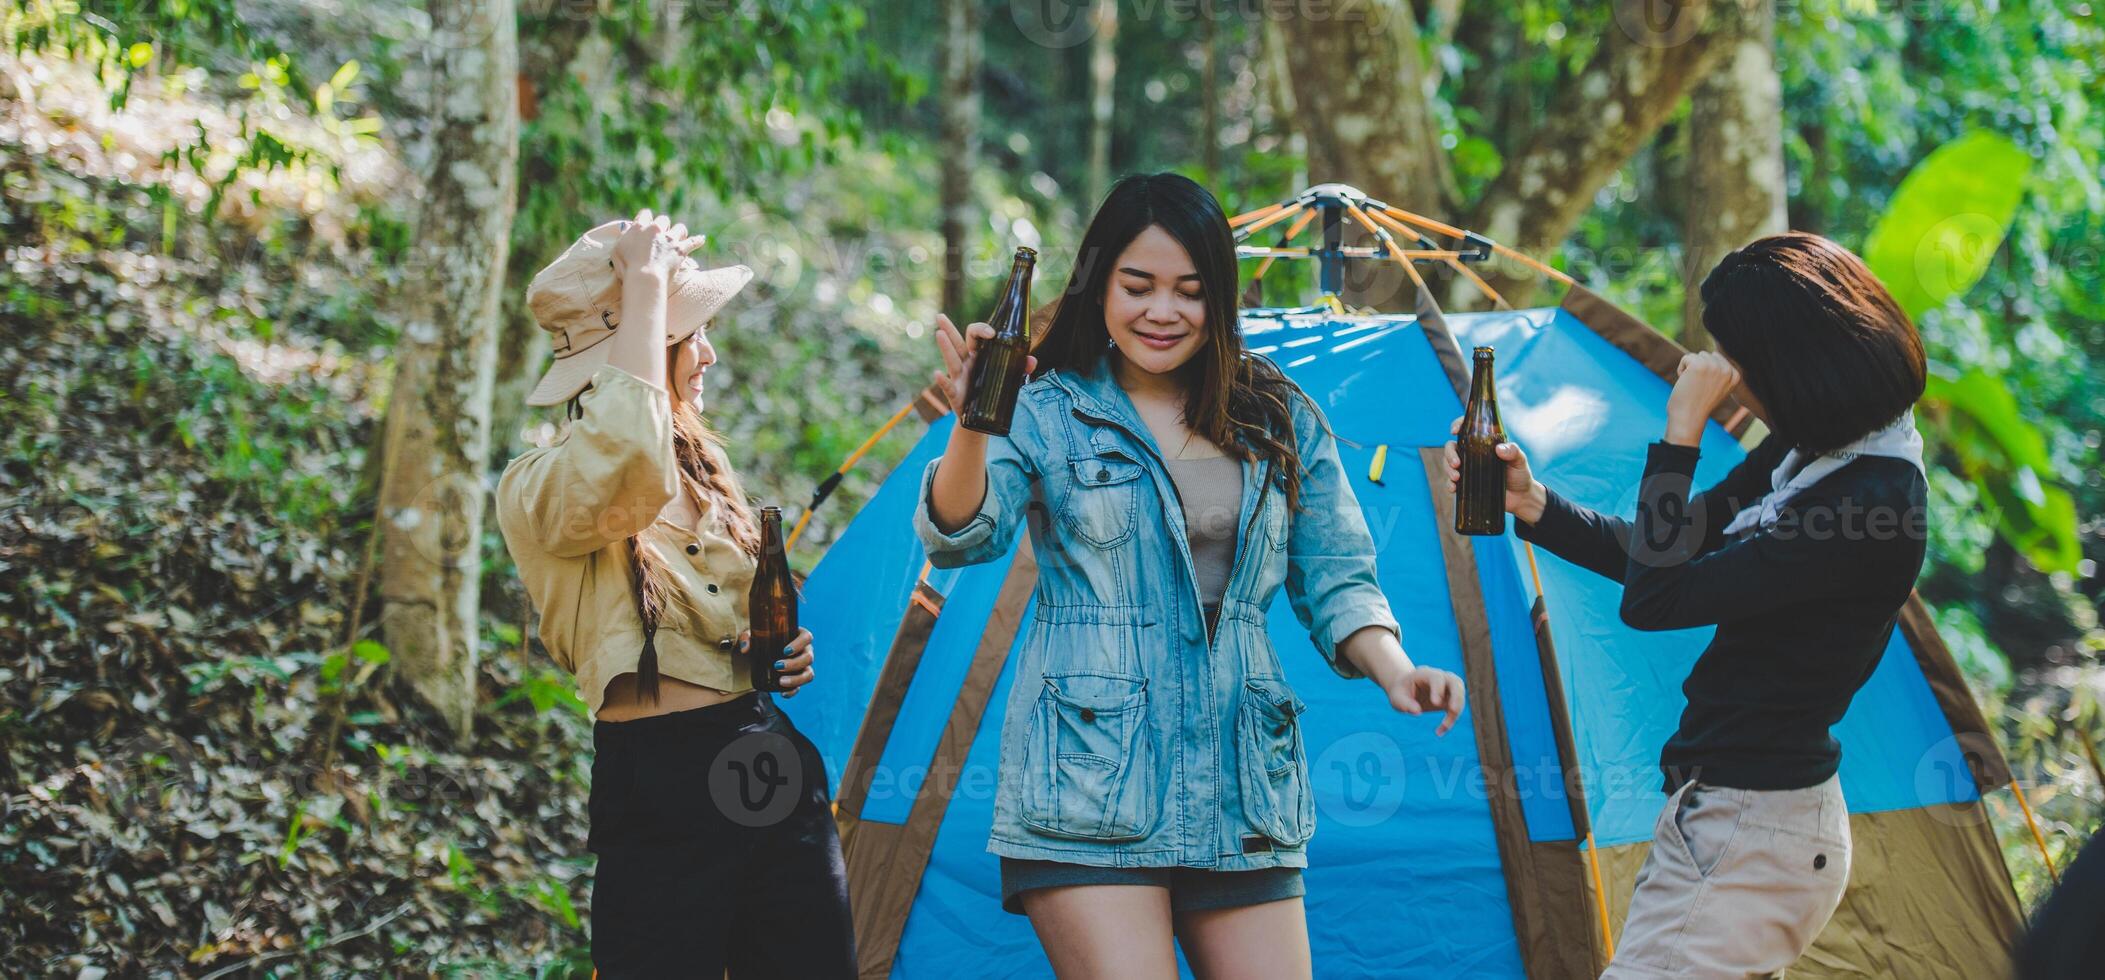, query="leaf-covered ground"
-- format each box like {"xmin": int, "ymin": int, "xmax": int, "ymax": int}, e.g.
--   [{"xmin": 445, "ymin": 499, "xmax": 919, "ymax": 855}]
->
[{"xmin": 2, "ymin": 57, "xmax": 600, "ymax": 978}]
